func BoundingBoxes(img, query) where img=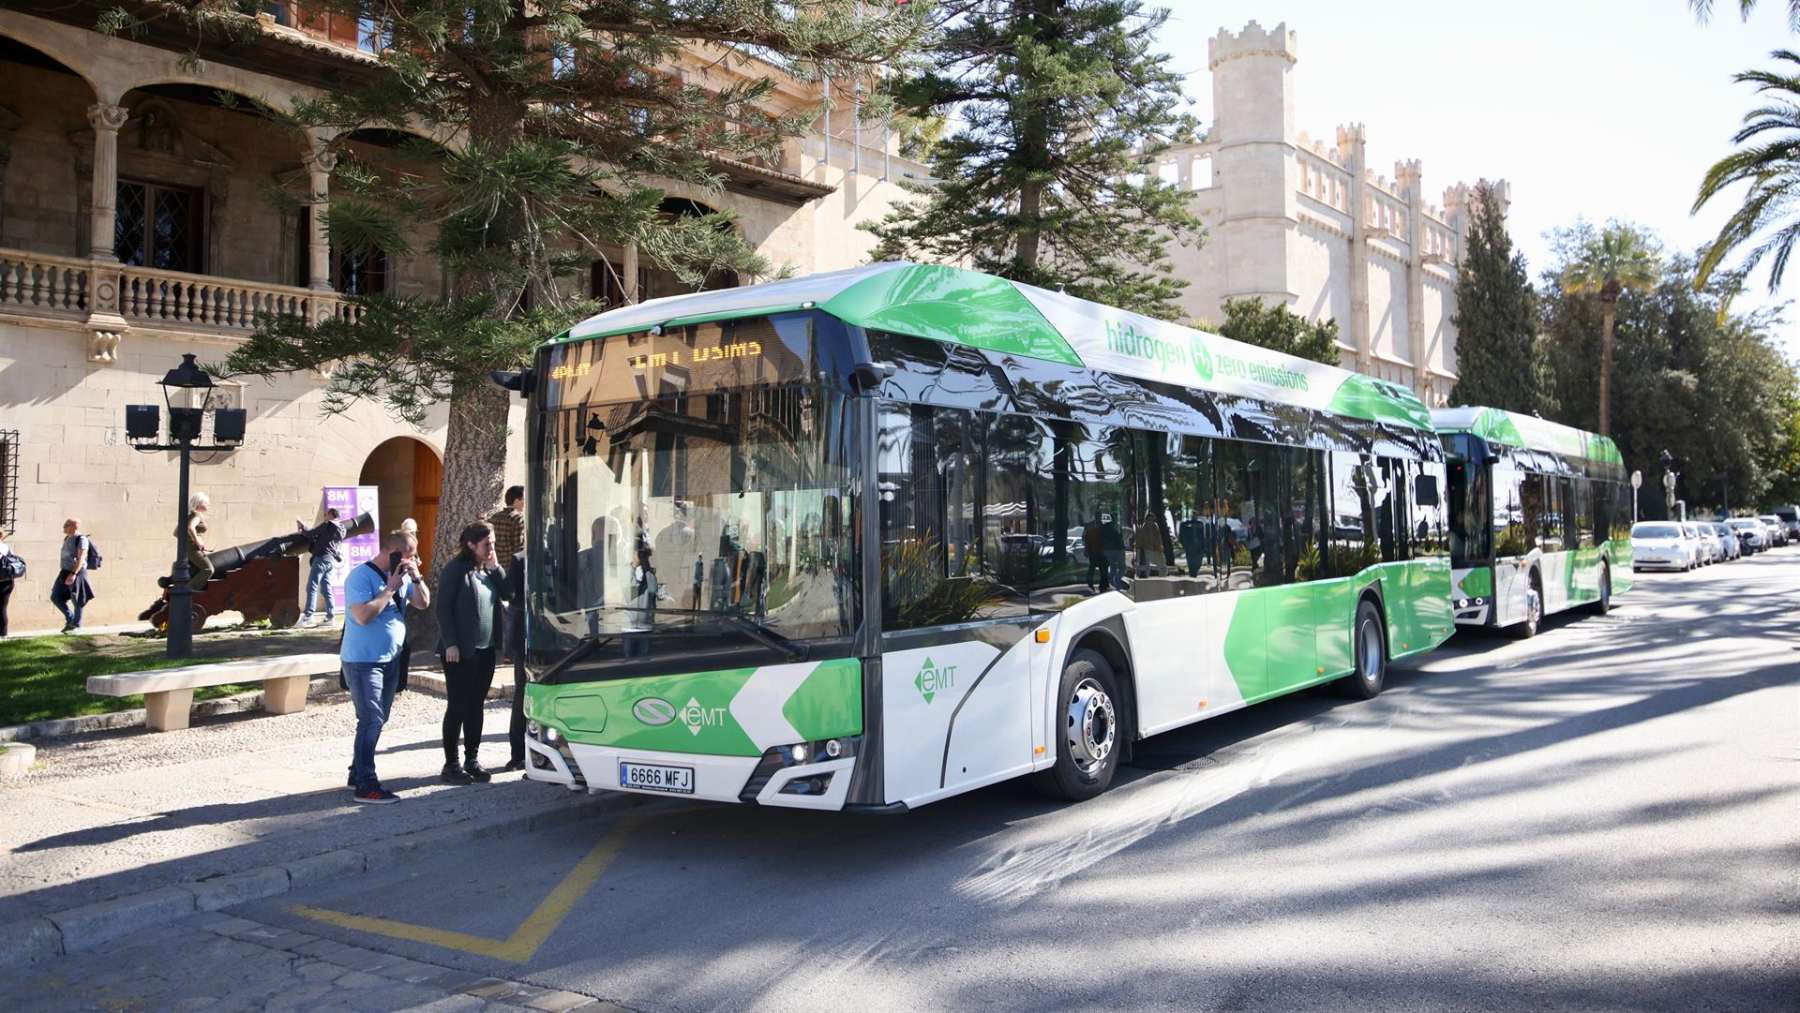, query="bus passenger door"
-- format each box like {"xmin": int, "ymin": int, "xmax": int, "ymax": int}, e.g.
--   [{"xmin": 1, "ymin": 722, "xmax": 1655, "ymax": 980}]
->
[{"xmin": 880, "ymin": 622, "xmax": 1035, "ymax": 806}]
